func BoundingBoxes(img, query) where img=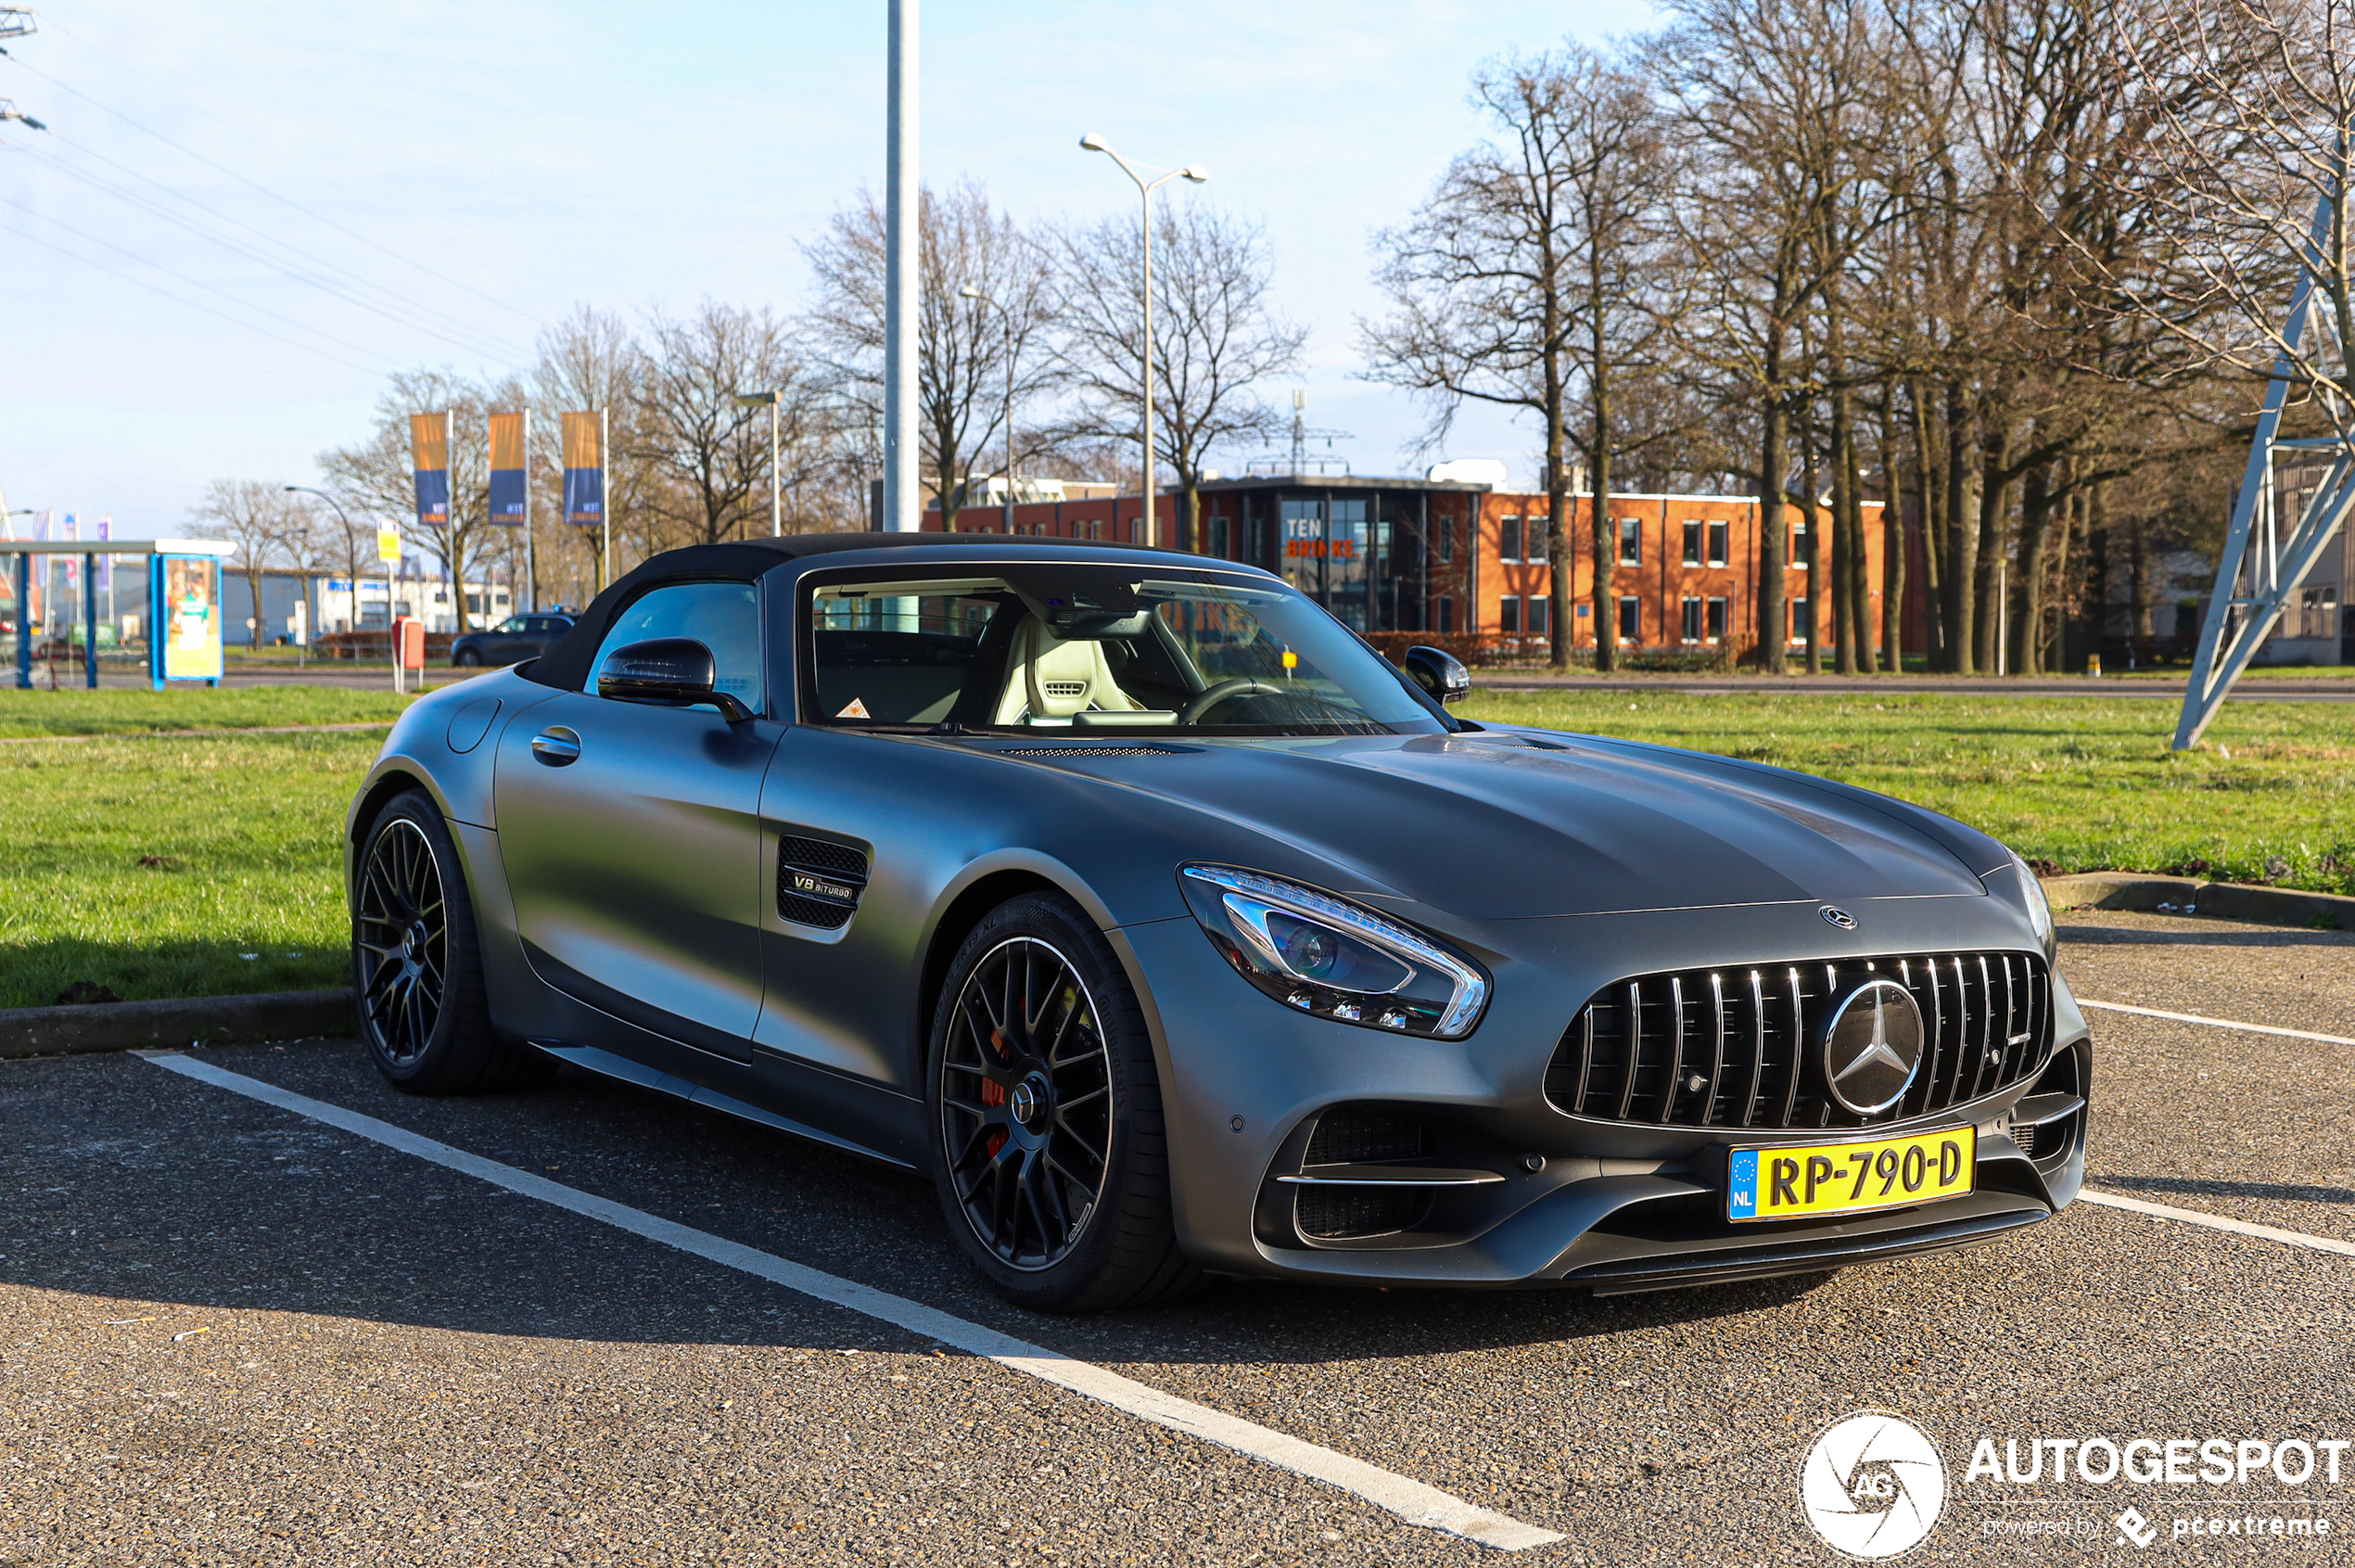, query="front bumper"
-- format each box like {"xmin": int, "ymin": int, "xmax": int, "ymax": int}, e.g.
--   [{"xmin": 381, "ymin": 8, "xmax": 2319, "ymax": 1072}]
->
[{"xmin": 1117, "ymin": 890, "xmax": 2089, "ymax": 1291}]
